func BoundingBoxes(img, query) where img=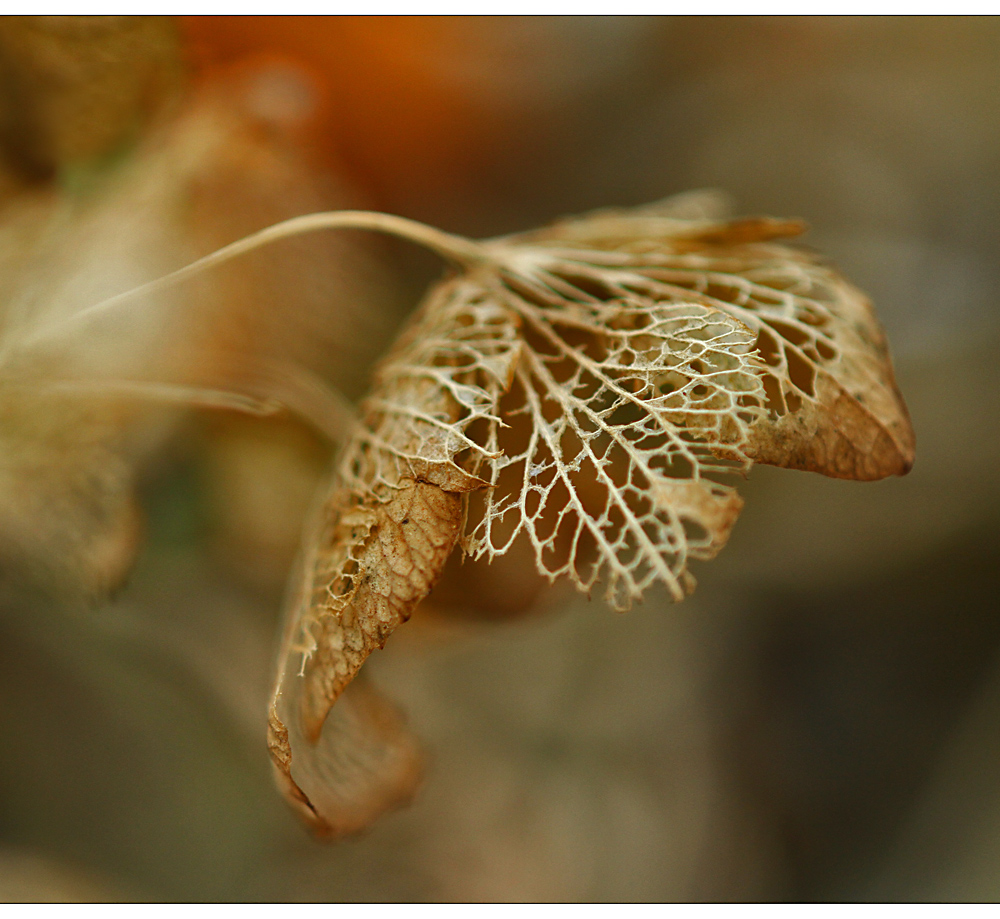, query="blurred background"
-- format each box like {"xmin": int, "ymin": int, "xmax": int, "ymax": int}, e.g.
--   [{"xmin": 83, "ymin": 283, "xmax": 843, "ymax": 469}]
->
[{"xmin": 0, "ymin": 15, "xmax": 998, "ymax": 902}]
